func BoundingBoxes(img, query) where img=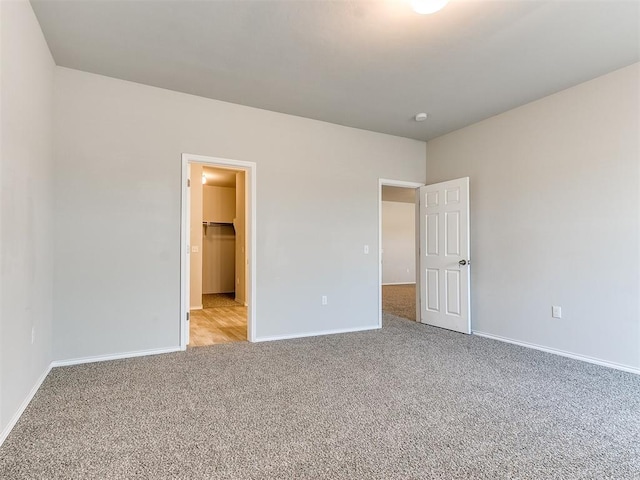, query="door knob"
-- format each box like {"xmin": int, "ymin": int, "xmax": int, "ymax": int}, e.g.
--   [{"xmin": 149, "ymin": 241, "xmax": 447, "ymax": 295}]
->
[{"xmin": 459, "ymin": 259, "xmax": 470, "ymax": 266}]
